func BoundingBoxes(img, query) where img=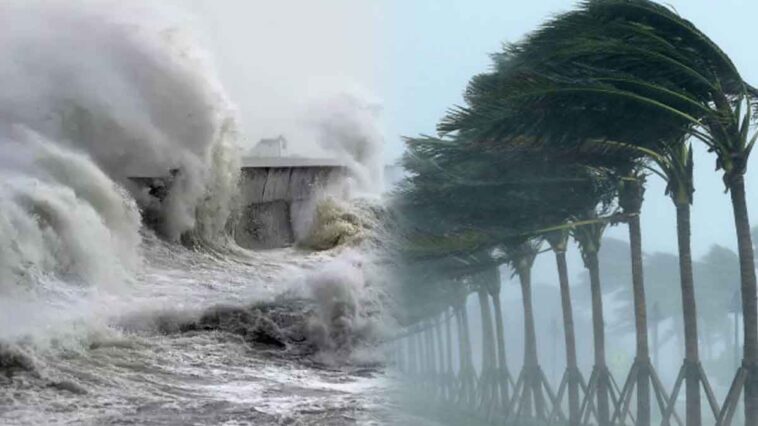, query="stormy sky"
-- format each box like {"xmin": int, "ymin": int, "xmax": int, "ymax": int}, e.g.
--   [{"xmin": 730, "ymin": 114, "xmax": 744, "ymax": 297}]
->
[{"xmin": 180, "ymin": 0, "xmax": 758, "ymax": 257}]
